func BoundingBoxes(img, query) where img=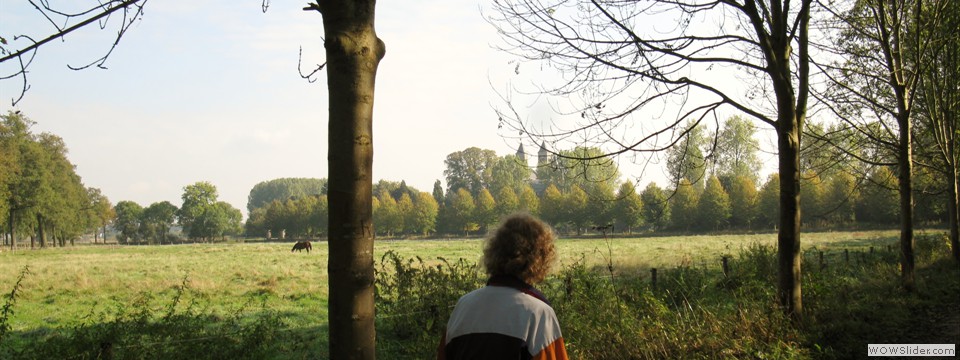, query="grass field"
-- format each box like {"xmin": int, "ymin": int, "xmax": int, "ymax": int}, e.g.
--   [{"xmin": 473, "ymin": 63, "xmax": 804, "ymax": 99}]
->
[{"xmin": 0, "ymin": 229, "xmax": 954, "ymax": 358}]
